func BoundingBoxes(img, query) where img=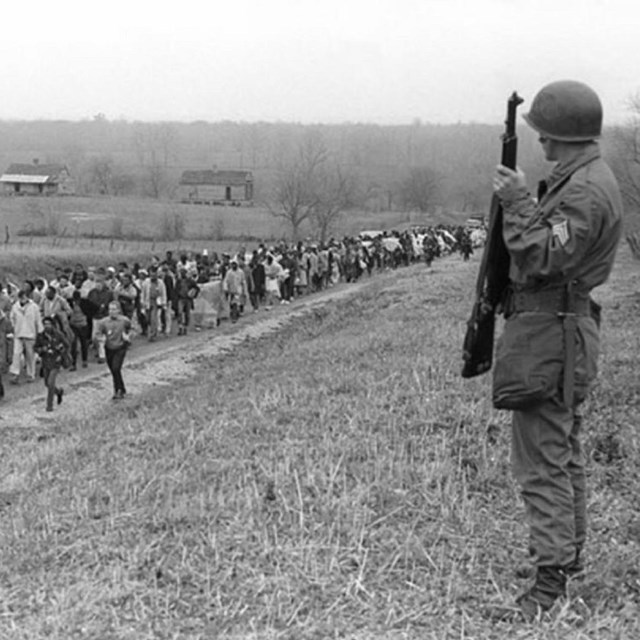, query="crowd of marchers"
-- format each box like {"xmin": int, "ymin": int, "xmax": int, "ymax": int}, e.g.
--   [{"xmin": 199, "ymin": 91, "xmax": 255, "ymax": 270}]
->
[{"xmin": 0, "ymin": 225, "xmax": 477, "ymax": 409}]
